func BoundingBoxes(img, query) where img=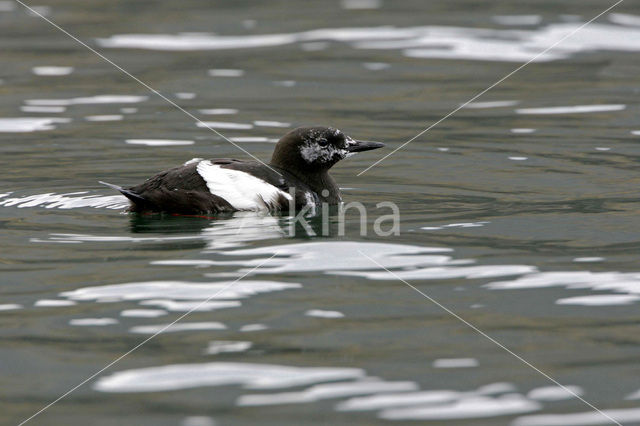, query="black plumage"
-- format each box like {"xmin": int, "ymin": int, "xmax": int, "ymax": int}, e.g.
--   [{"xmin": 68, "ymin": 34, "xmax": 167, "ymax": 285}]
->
[{"xmin": 101, "ymin": 126, "xmax": 384, "ymax": 214}]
